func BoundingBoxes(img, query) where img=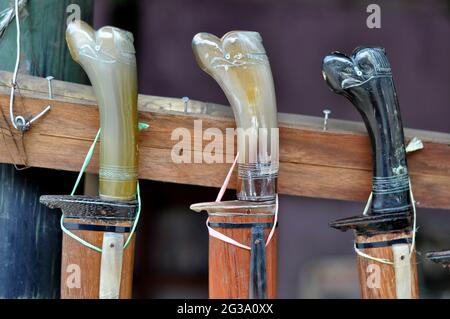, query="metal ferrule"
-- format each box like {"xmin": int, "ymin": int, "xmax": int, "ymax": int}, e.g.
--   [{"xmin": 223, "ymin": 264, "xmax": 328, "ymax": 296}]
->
[{"xmin": 237, "ymin": 162, "xmax": 278, "ymax": 201}]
